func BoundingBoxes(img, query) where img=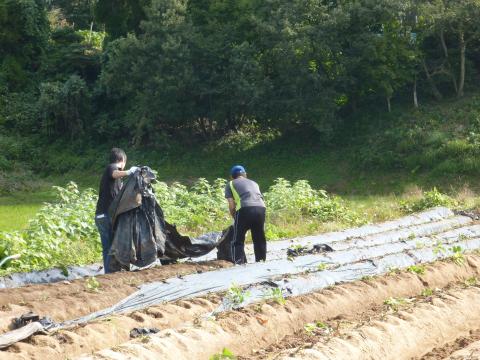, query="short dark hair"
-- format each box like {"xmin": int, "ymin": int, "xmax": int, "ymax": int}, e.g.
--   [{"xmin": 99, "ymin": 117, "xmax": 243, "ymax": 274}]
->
[{"xmin": 110, "ymin": 148, "xmax": 126, "ymax": 163}]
